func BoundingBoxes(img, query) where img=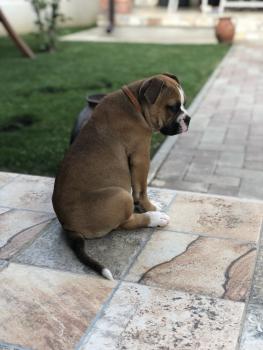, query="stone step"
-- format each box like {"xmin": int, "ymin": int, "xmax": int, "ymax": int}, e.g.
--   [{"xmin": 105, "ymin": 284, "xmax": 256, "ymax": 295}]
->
[{"xmin": 98, "ymin": 9, "xmax": 263, "ymax": 41}]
